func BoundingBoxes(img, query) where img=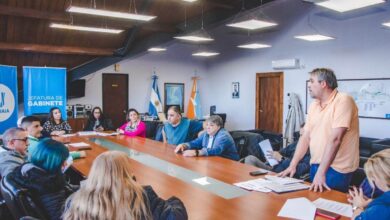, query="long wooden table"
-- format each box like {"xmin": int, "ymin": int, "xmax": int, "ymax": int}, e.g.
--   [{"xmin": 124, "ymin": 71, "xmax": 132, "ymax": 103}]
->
[{"xmin": 59, "ymin": 135, "xmax": 350, "ymax": 220}]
